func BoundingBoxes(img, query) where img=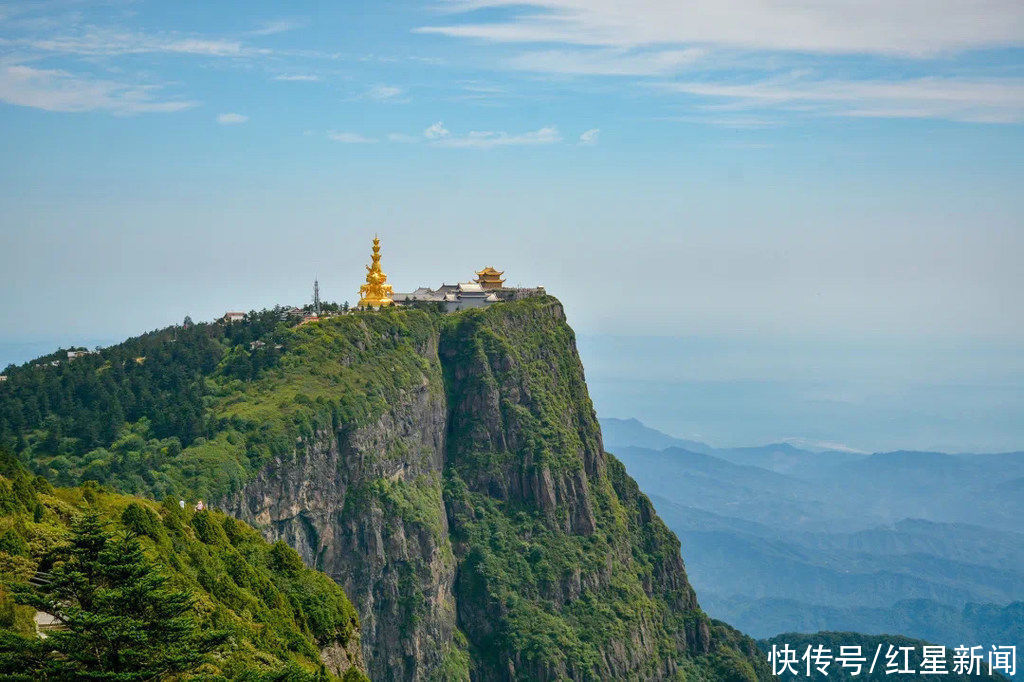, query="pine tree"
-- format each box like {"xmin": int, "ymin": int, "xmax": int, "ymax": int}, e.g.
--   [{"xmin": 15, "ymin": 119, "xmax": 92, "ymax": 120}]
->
[{"xmin": 9, "ymin": 511, "xmax": 224, "ymax": 680}]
